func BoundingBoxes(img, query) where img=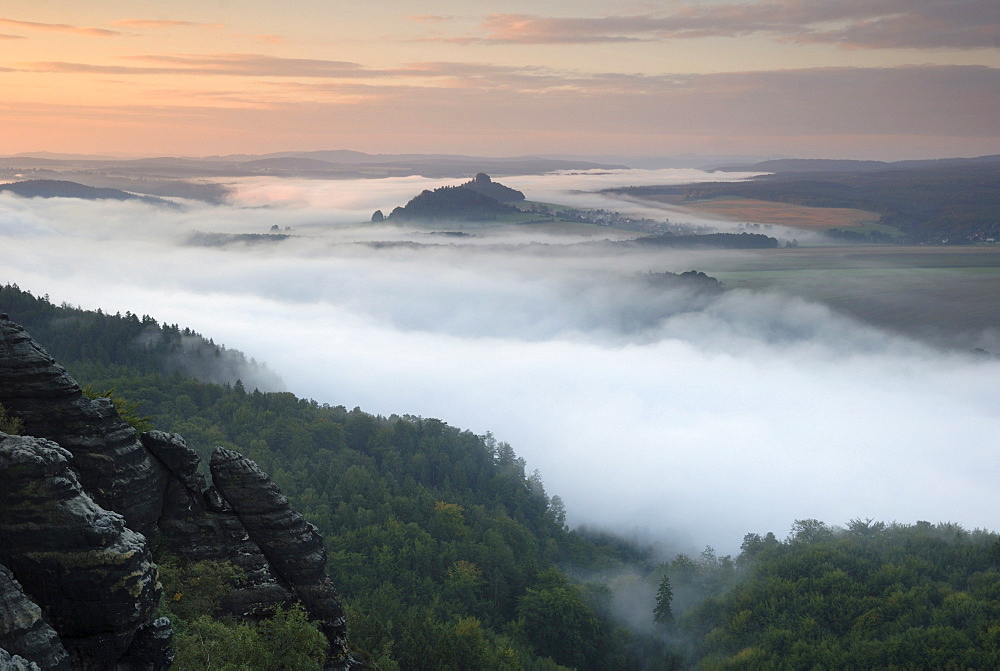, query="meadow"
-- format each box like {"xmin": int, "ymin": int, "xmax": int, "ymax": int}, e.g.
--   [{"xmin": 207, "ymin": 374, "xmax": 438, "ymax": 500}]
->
[
  {"xmin": 696, "ymin": 245, "xmax": 1000, "ymax": 350},
  {"xmin": 642, "ymin": 195, "xmax": 885, "ymax": 232}
]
